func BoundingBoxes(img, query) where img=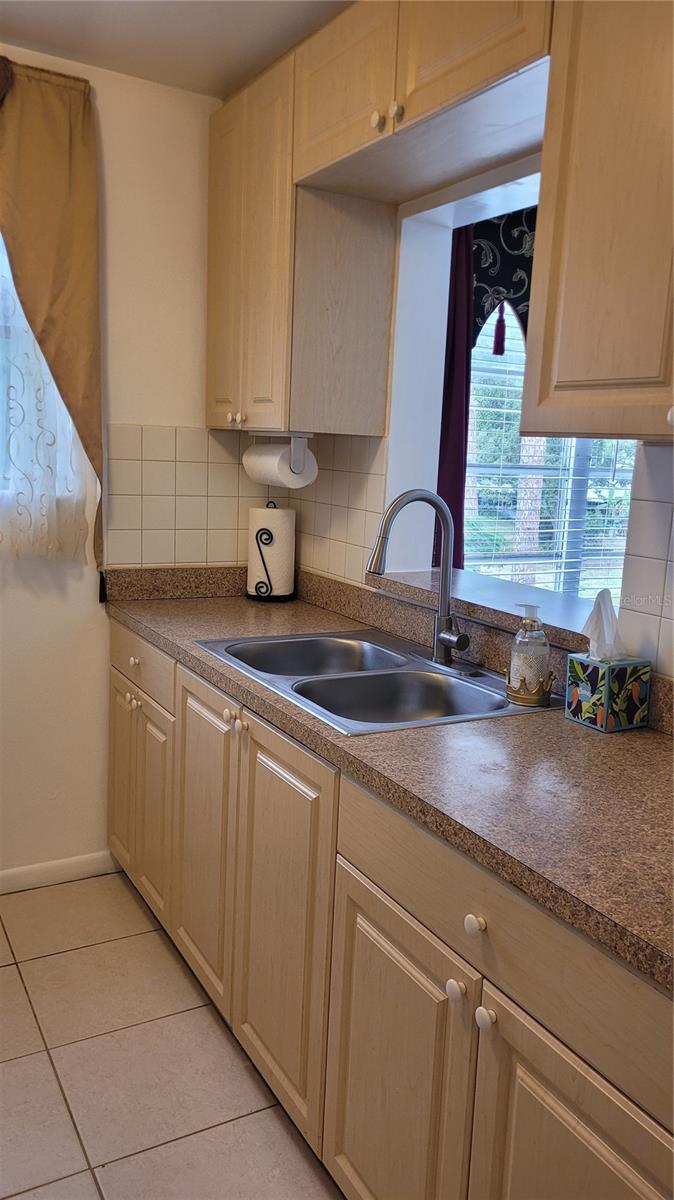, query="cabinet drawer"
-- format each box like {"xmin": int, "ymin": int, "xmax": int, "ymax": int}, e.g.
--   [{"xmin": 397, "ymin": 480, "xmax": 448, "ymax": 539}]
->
[
  {"xmin": 110, "ymin": 621, "xmax": 175, "ymax": 714},
  {"xmin": 338, "ymin": 777, "xmax": 673, "ymax": 1132}
]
